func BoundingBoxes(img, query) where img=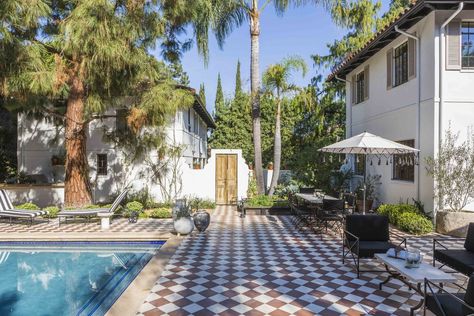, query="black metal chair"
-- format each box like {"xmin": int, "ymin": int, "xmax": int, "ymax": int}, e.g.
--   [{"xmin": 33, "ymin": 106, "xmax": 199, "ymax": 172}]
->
[
  {"xmin": 317, "ymin": 199, "xmax": 345, "ymax": 233},
  {"xmin": 424, "ymin": 274, "xmax": 474, "ymax": 316},
  {"xmin": 343, "ymin": 214, "xmax": 407, "ymax": 278},
  {"xmin": 299, "ymin": 187, "xmax": 315, "ymax": 194},
  {"xmin": 433, "ymin": 223, "xmax": 474, "ymax": 277}
]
